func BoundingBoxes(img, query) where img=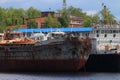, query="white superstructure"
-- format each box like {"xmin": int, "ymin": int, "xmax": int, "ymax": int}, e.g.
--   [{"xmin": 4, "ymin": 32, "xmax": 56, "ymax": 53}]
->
[{"xmin": 89, "ymin": 24, "xmax": 120, "ymax": 54}]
